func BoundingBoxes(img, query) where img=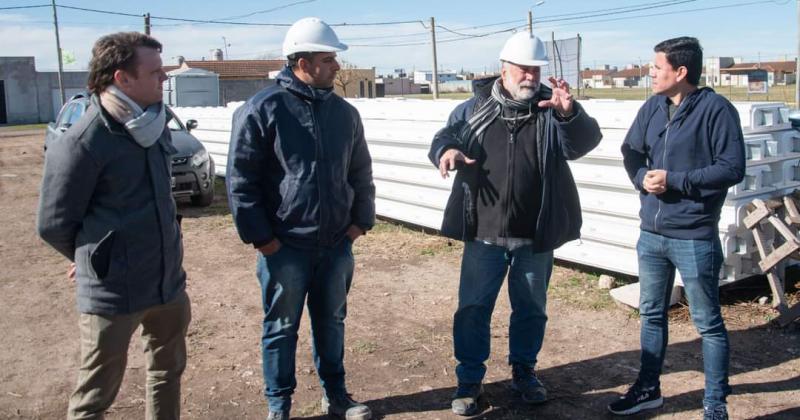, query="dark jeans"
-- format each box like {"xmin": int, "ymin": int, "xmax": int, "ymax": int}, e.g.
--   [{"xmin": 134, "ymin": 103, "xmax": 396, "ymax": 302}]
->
[
  {"xmin": 637, "ymin": 230, "xmax": 731, "ymax": 407},
  {"xmin": 256, "ymin": 238, "xmax": 354, "ymax": 412},
  {"xmin": 453, "ymin": 240, "xmax": 553, "ymax": 384}
]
